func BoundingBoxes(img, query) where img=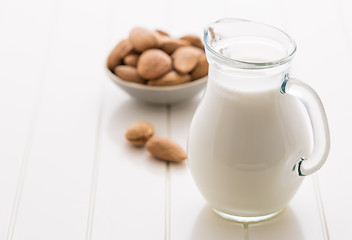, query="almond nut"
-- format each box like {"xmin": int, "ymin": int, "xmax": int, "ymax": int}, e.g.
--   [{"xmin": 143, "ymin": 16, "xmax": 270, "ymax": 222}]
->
[
  {"xmin": 125, "ymin": 121, "xmax": 155, "ymax": 146},
  {"xmin": 137, "ymin": 49, "xmax": 172, "ymax": 79},
  {"xmin": 172, "ymin": 46, "xmax": 203, "ymax": 74},
  {"xmin": 124, "ymin": 53, "xmax": 139, "ymax": 67},
  {"xmin": 107, "ymin": 39, "xmax": 134, "ymax": 70},
  {"xmin": 191, "ymin": 53, "xmax": 208, "ymax": 80},
  {"xmin": 155, "ymin": 29, "xmax": 170, "ymax": 37},
  {"xmin": 148, "ymin": 71, "xmax": 191, "ymax": 86},
  {"xmin": 129, "ymin": 27, "xmax": 160, "ymax": 52},
  {"xmin": 180, "ymin": 34, "xmax": 204, "ymax": 48},
  {"xmin": 114, "ymin": 65, "xmax": 145, "ymax": 84},
  {"xmin": 160, "ymin": 37, "xmax": 190, "ymax": 54},
  {"xmin": 146, "ymin": 136, "xmax": 187, "ymax": 162}
]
